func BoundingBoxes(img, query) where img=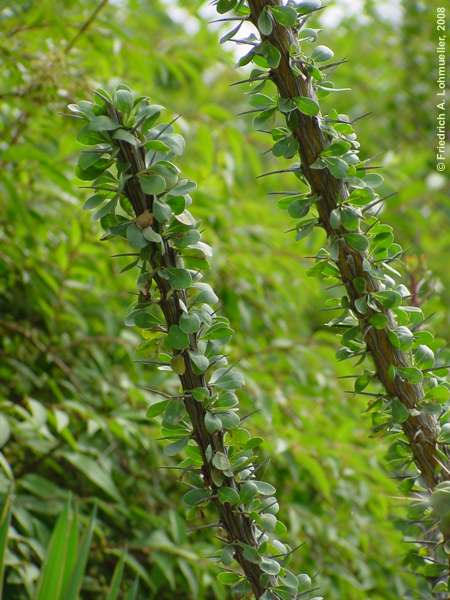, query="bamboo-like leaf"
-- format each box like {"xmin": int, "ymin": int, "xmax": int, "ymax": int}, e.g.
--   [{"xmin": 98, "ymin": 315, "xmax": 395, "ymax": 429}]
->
[
  {"xmin": 35, "ymin": 498, "xmax": 78, "ymax": 600},
  {"xmin": 61, "ymin": 505, "xmax": 97, "ymax": 600},
  {"xmin": 105, "ymin": 552, "xmax": 126, "ymax": 600},
  {"xmin": 125, "ymin": 578, "xmax": 139, "ymax": 600},
  {"xmin": 0, "ymin": 490, "xmax": 12, "ymax": 600}
]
